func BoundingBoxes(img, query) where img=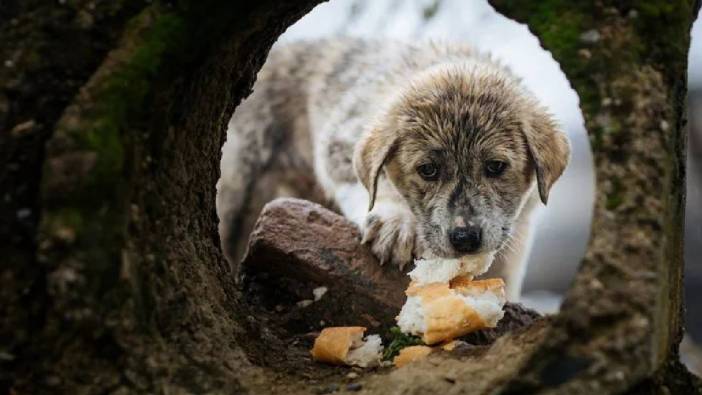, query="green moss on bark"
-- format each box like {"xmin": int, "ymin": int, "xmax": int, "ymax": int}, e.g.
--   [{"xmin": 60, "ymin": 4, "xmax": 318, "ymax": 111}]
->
[
  {"xmin": 489, "ymin": 0, "xmax": 700, "ymax": 393},
  {"xmin": 491, "ymin": 1, "xmax": 694, "ymax": 138},
  {"xmin": 19, "ymin": 0, "xmax": 327, "ymax": 392},
  {"xmin": 39, "ymin": 7, "xmax": 189, "ymax": 311}
]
